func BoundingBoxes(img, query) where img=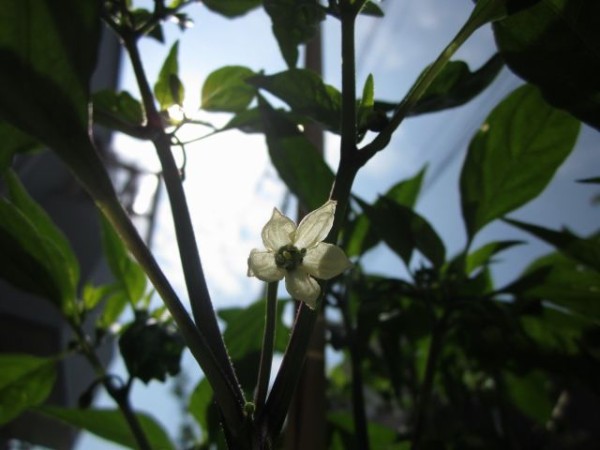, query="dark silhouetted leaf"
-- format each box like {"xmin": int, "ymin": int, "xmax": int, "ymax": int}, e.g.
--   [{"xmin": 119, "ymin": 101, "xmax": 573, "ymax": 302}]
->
[
  {"xmin": 263, "ymin": 0, "xmax": 325, "ymax": 68},
  {"xmin": 100, "ymin": 216, "xmax": 147, "ymax": 305},
  {"xmin": 345, "ymin": 166, "xmax": 427, "ymax": 257},
  {"xmin": 360, "ymin": 1, "xmax": 384, "ymax": 17},
  {"xmin": 466, "ymin": 240, "xmax": 523, "ymax": 274},
  {"xmin": 577, "ymin": 177, "xmax": 600, "ymax": 184},
  {"xmin": 493, "ymin": 0, "xmax": 600, "ymax": 130},
  {"xmin": 93, "ymin": 90, "xmax": 145, "ymax": 127},
  {"xmin": 0, "ymin": 122, "xmax": 41, "ymax": 171},
  {"xmin": 201, "ymin": 66, "xmax": 256, "ymax": 112},
  {"xmin": 409, "ymin": 54, "xmax": 504, "ymax": 116},
  {"xmin": 357, "ymin": 197, "xmax": 446, "ymax": 269},
  {"xmin": 259, "ymin": 97, "xmax": 334, "ymax": 210},
  {"xmin": 154, "ymin": 41, "xmax": 184, "ymax": 110},
  {"xmin": 504, "ymin": 370, "xmax": 554, "ymax": 423},
  {"xmin": 460, "ymin": 84, "xmax": 580, "ymax": 240},
  {"xmin": 250, "ymin": 69, "xmax": 341, "ymax": 132},
  {"xmin": 0, "ymin": 354, "xmax": 56, "ymax": 425},
  {"xmin": 505, "ymin": 218, "xmax": 600, "ymax": 272},
  {"xmin": 39, "ymin": 406, "xmax": 175, "ymax": 450},
  {"xmin": 203, "ymin": 0, "xmax": 261, "ymax": 18}
]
